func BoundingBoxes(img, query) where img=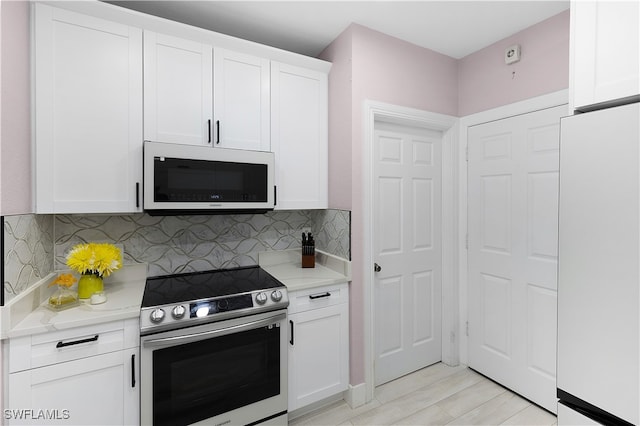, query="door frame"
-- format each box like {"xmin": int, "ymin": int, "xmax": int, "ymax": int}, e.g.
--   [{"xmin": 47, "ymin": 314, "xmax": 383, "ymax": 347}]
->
[
  {"xmin": 362, "ymin": 100, "xmax": 458, "ymax": 403},
  {"xmin": 458, "ymin": 89, "xmax": 569, "ymax": 366}
]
